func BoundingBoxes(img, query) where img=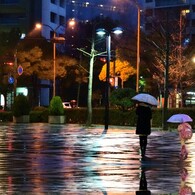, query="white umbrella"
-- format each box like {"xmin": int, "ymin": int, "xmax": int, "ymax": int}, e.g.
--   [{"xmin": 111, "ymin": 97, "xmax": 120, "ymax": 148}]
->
[
  {"xmin": 167, "ymin": 114, "xmax": 193, "ymax": 123},
  {"xmin": 131, "ymin": 93, "xmax": 158, "ymax": 106}
]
